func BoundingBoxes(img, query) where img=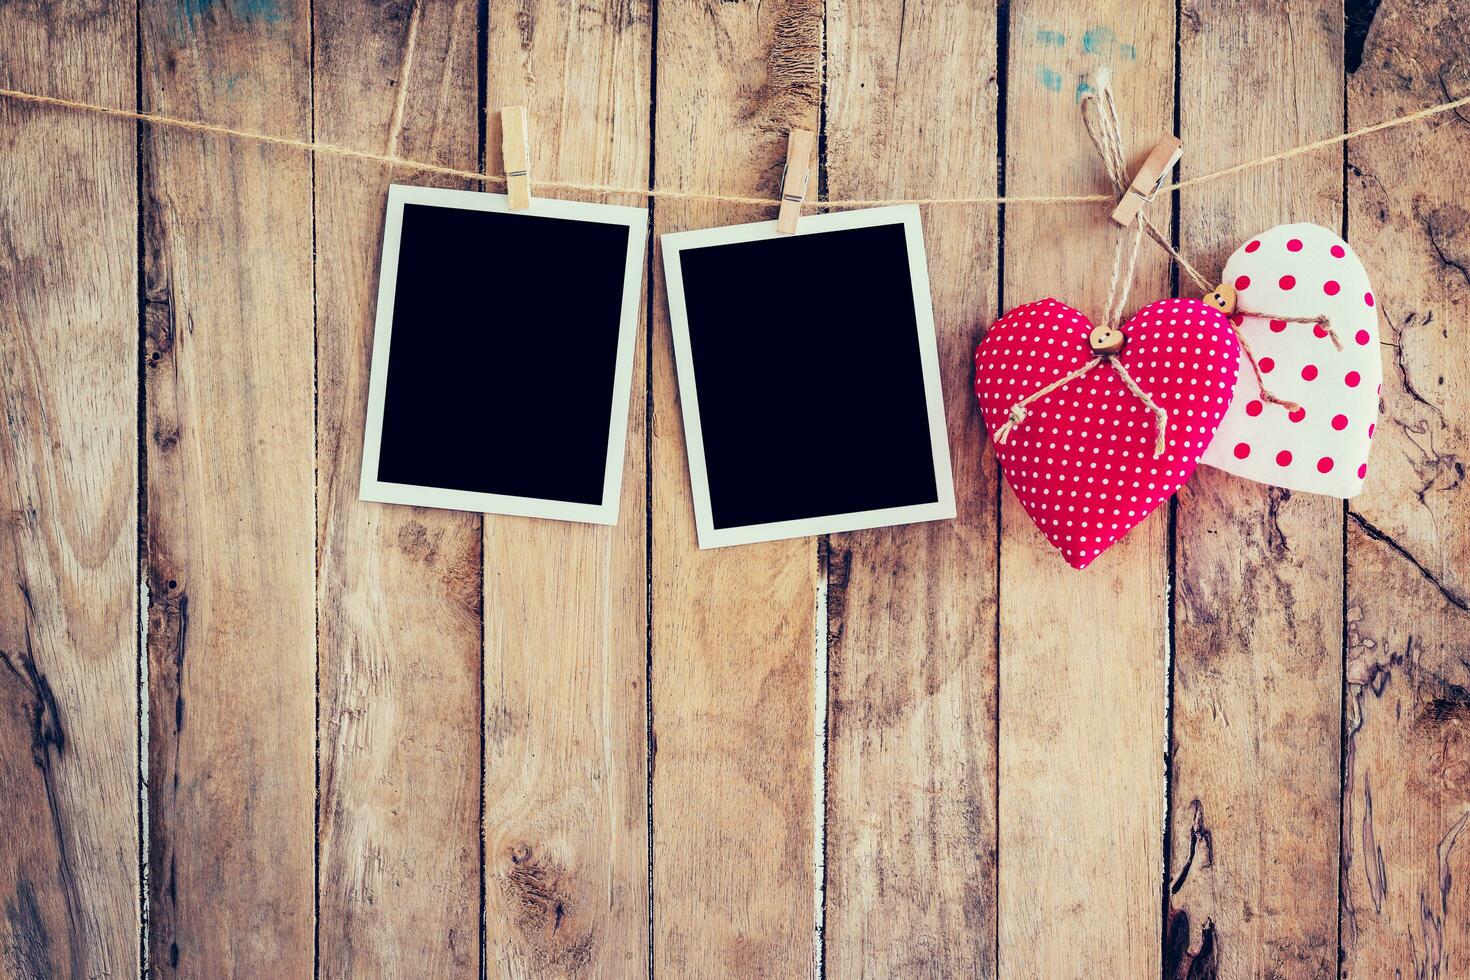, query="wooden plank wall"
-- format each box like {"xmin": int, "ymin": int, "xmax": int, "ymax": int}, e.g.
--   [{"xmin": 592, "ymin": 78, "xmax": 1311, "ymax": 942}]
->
[
  {"xmin": 1341, "ymin": 1, "xmax": 1470, "ymax": 976},
  {"xmin": 139, "ymin": 0, "xmax": 316, "ymax": 975},
  {"xmin": 999, "ymin": 4, "xmax": 1173, "ymax": 975},
  {"xmin": 0, "ymin": 5, "xmax": 139, "ymax": 980},
  {"xmin": 0, "ymin": 0, "xmax": 1467, "ymax": 978},
  {"xmin": 823, "ymin": 2, "xmax": 999, "ymax": 976},
  {"xmin": 314, "ymin": 3, "xmax": 483, "ymax": 976},
  {"xmin": 1170, "ymin": 3, "xmax": 1345, "ymax": 977},
  {"xmin": 482, "ymin": 2, "xmax": 651, "ymax": 975},
  {"xmin": 650, "ymin": 2, "xmax": 819, "ymax": 974}
]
